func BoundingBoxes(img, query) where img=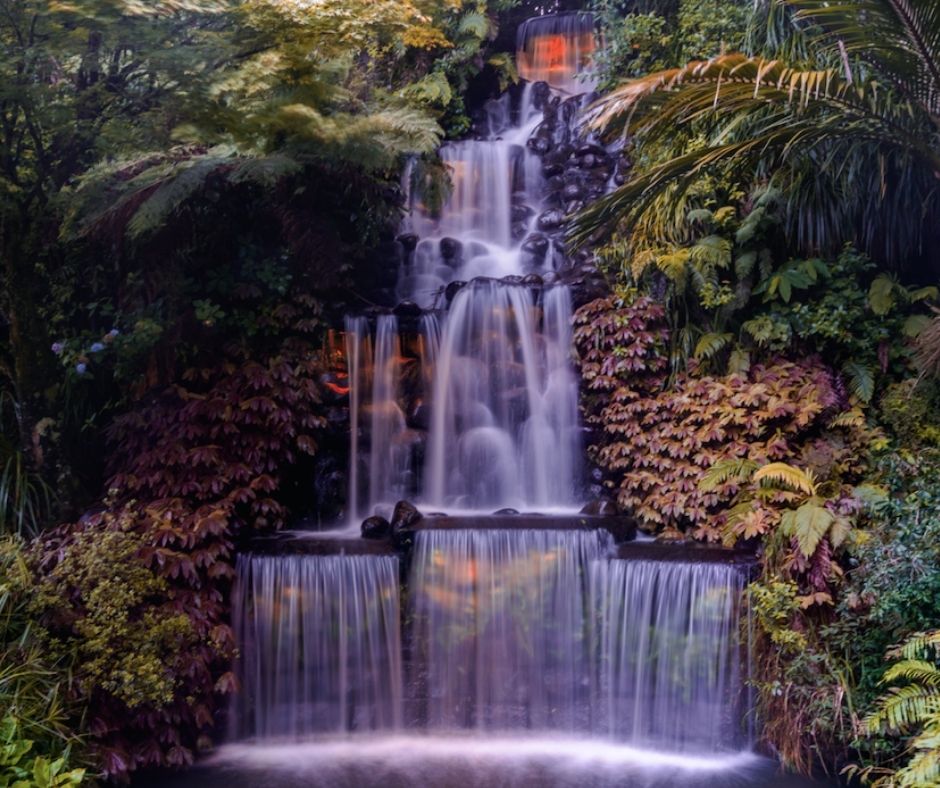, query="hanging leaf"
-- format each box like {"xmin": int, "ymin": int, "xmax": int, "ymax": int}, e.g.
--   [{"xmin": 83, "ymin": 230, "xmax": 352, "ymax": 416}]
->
[
  {"xmin": 842, "ymin": 361, "xmax": 875, "ymax": 403},
  {"xmin": 869, "ymin": 275, "xmax": 896, "ymax": 315},
  {"xmin": 728, "ymin": 348, "xmax": 751, "ymax": 375}
]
